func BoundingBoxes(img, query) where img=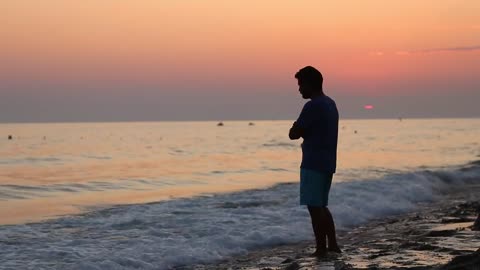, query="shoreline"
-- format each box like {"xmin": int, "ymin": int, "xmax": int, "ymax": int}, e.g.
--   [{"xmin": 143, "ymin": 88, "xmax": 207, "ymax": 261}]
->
[{"xmin": 183, "ymin": 185, "xmax": 480, "ymax": 270}]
